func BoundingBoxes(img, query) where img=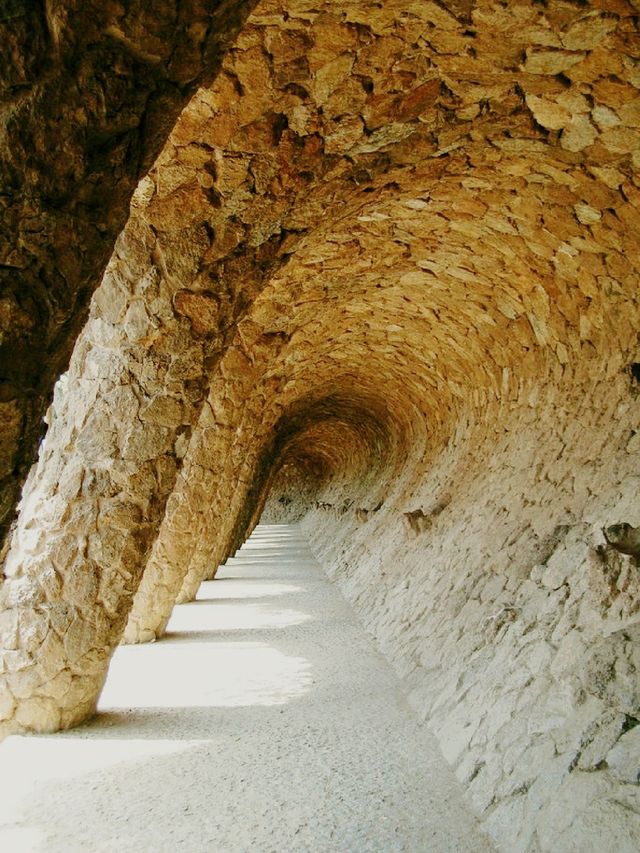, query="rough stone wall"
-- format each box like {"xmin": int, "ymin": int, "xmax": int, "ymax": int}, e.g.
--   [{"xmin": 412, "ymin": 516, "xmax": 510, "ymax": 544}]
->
[
  {"xmin": 261, "ymin": 467, "xmax": 317, "ymax": 522},
  {"xmin": 0, "ymin": 0, "xmax": 257, "ymax": 544},
  {"xmin": 301, "ymin": 355, "xmax": 640, "ymax": 851},
  {"xmin": 1, "ymin": 0, "xmax": 640, "ymax": 848}
]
